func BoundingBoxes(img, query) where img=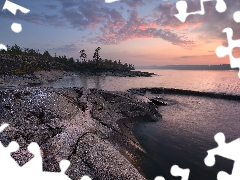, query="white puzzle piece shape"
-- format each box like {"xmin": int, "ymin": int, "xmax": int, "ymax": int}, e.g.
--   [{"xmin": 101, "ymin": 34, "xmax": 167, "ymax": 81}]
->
[
  {"xmin": 174, "ymin": 0, "xmax": 227, "ymax": 23},
  {"xmin": 215, "ymin": 27, "xmax": 240, "ymax": 78},
  {"xmin": 205, "ymin": 132, "xmax": 240, "ymax": 180},
  {"xmin": 2, "ymin": 0, "xmax": 30, "ymax": 34},
  {"xmin": 0, "ymin": 123, "xmax": 92, "ymax": 180},
  {"xmin": 154, "ymin": 164, "xmax": 190, "ymax": 180}
]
